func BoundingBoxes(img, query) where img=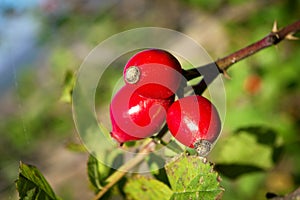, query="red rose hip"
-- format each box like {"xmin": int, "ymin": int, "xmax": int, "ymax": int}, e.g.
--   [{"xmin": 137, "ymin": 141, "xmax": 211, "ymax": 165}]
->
[
  {"xmin": 166, "ymin": 95, "xmax": 221, "ymax": 156},
  {"xmin": 123, "ymin": 49, "xmax": 182, "ymax": 99},
  {"xmin": 110, "ymin": 86, "xmax": 174, "ymax": 144}
]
